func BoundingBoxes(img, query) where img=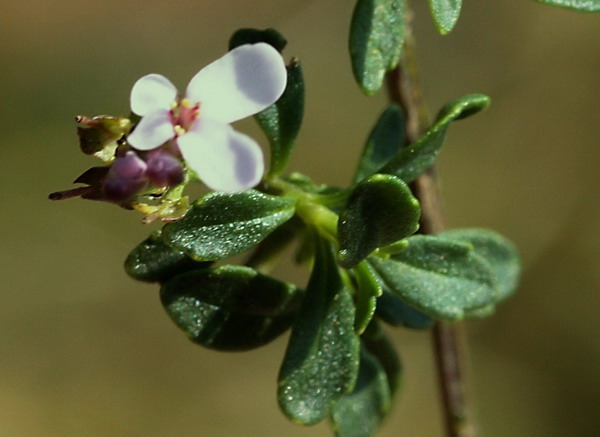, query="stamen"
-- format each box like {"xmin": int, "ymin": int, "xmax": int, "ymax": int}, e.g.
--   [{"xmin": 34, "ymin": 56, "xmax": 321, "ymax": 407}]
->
[{"xmin": 174, "ymin": 125, "xmax": 186, "ymax": 136}]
